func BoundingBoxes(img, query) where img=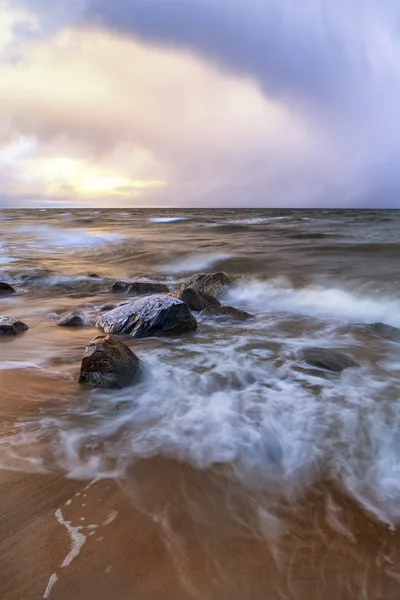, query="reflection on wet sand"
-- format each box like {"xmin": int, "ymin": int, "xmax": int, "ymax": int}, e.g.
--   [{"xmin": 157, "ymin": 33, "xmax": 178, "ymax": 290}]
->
[{"xmin": 2, "ymin": 458, "xmax": 400, "ymax": 600}]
